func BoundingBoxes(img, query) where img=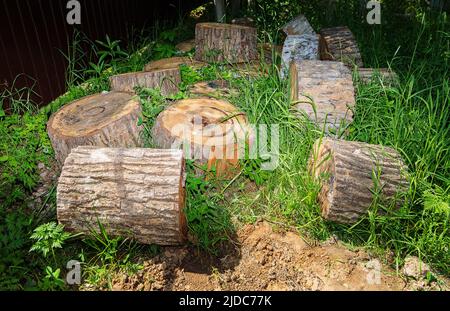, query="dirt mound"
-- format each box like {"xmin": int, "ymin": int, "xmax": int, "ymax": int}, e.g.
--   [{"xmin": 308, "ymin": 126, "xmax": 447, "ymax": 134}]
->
[{"xmin": 103, "ymin": 221, "xmax": 450, "ymax": 291}]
